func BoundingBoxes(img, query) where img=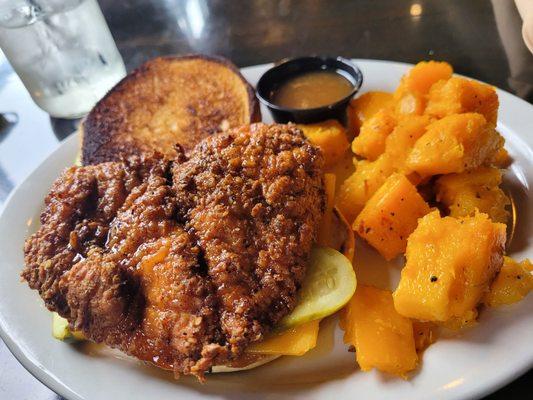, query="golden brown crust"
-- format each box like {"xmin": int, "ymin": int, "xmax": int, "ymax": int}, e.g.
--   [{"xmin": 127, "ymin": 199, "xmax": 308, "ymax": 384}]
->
[
  {"xmin": 23, "ymin": 124, "xmax": 325, "ymax": 380},
  {"xmin": 81, "ymin": 55, "xmax": 261, "ymax": 165},
  {"xmin": 173, "ymin": 123, "xmax": 326, "ymax": 355}
]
